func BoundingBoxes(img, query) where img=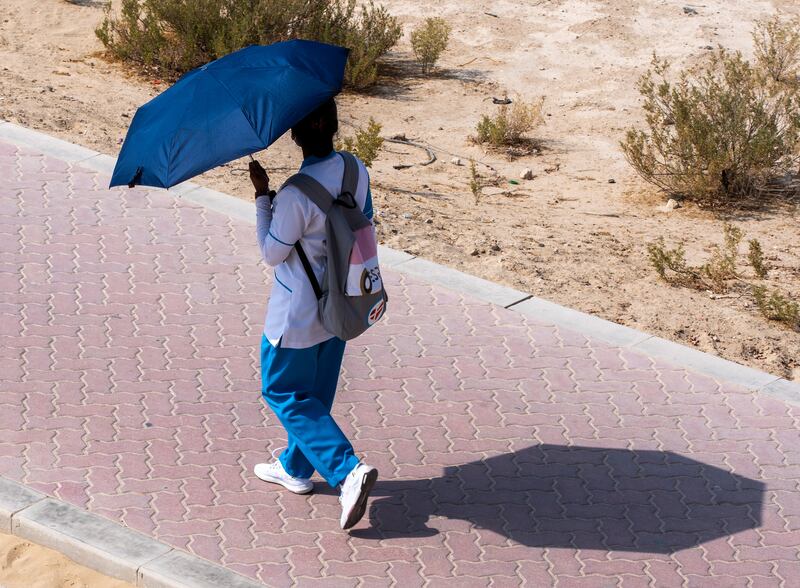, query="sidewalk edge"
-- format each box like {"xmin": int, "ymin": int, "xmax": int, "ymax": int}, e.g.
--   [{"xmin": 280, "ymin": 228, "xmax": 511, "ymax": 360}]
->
[{"xmin": 1, "ymin": 477, "xmax": 263, "ymax": 588}]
